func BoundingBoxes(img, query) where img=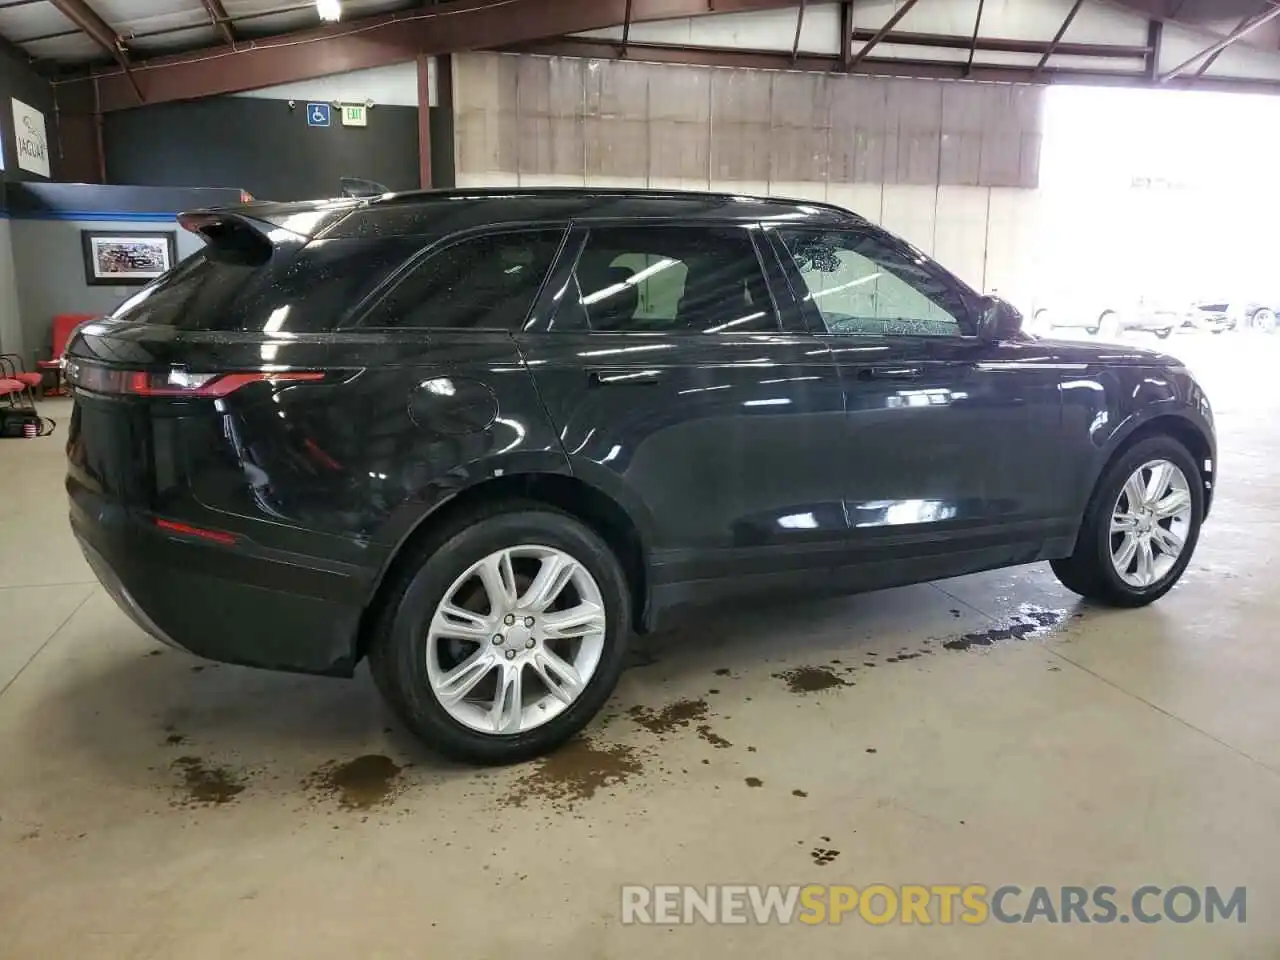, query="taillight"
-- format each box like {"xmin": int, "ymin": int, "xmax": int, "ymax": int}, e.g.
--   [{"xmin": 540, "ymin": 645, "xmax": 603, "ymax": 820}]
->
[{"xmin": 67, "ymin": 364, "xmax": 323, "ymax": 397}]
